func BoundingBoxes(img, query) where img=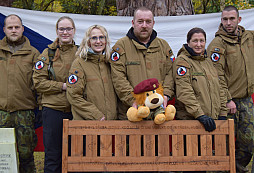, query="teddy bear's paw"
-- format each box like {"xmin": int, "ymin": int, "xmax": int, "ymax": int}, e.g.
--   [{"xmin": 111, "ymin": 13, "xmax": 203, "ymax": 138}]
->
[
  {"xmin": 154, "ymin": 114, "xmax": 166, "ymax": 124},
  {"xmin": 137, "ymin": 106, "xmax": 150, "ymax": 118},
  {"xmin": 165, "ymin": 105, "xmax": 176, "ymax": 121},
  {"xmin": 127, "ymin": 107, "xmax": 143, "ymax": 122}
]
